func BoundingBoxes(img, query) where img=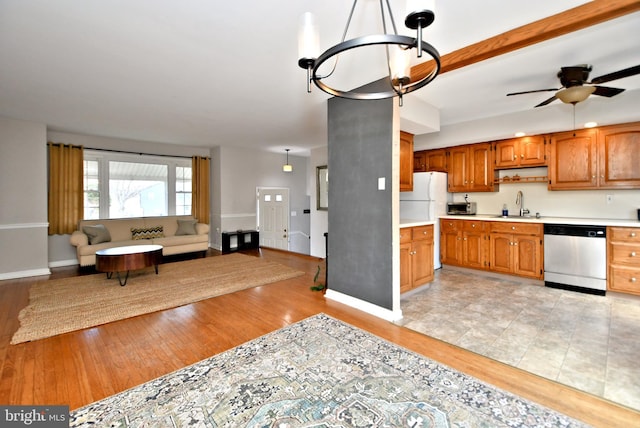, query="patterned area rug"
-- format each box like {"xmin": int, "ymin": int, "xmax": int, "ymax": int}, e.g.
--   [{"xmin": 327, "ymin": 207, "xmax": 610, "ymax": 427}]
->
[{"xmin": 69, "ymin": 314, "xmax": 586, "ymax": 427}]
